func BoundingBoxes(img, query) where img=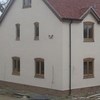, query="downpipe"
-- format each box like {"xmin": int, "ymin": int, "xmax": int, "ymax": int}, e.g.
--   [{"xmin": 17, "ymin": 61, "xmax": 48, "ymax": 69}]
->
[{"xmin": 69, "ymin": 20, "xmax": 72, "ymax": 96}]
